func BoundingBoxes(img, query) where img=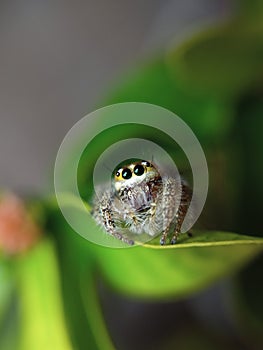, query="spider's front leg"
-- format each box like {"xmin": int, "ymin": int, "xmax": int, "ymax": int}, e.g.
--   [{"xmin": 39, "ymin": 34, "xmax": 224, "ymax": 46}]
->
[{"xmin": 93, "ymin": 191, "xmax": 134, "ymax": 245}]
